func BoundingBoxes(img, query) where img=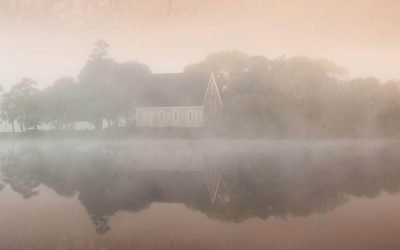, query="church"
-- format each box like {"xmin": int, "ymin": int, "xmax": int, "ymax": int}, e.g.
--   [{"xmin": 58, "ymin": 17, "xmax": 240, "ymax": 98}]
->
[{"xmin": 134, "ymin": 72, "xmax": 223, "ymax": 127}]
